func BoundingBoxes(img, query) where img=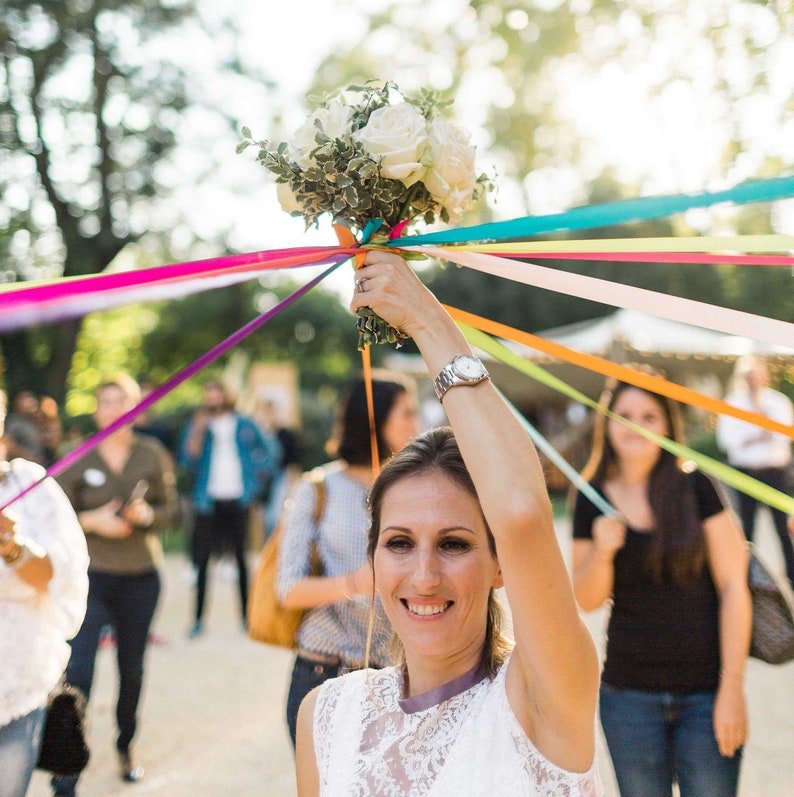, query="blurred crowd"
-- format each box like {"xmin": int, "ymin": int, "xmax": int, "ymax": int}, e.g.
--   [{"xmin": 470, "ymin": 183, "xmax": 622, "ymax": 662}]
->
[{"xmin": 1, "ymin": 351, "xmax": 792, "ymax": 796}]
